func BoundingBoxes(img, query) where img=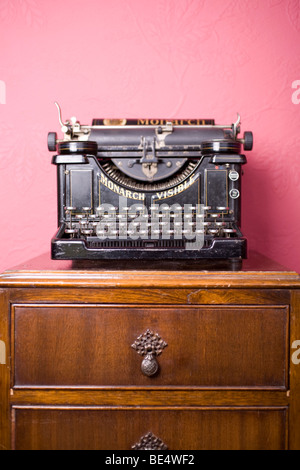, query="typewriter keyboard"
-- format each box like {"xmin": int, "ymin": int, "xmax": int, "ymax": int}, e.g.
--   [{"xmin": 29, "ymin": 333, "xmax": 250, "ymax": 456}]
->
[{"xmin": 63, "ymin": 205, "xmax": 239, "ymax": 249}]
